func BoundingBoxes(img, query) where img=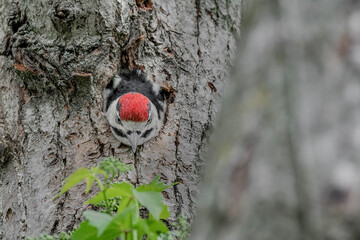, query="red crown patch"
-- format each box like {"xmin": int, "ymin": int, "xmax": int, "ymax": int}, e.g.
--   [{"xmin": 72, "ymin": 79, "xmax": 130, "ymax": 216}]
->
[{"xmin": 118, "ymin": 93, "xmax": 150, "ymax": 122}]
